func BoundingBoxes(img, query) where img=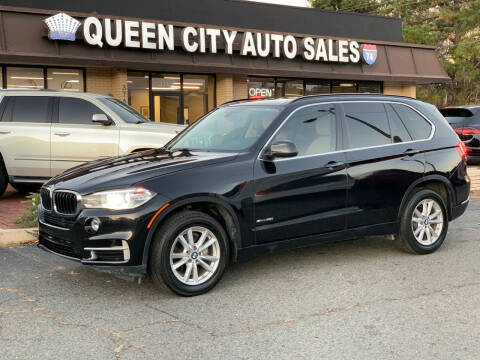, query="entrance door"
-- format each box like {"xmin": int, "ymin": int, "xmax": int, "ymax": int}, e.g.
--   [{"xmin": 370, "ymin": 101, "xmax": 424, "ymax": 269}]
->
[{"xmin": 151, "ymin": 92, "xmax": 183, "ymax": 124}]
